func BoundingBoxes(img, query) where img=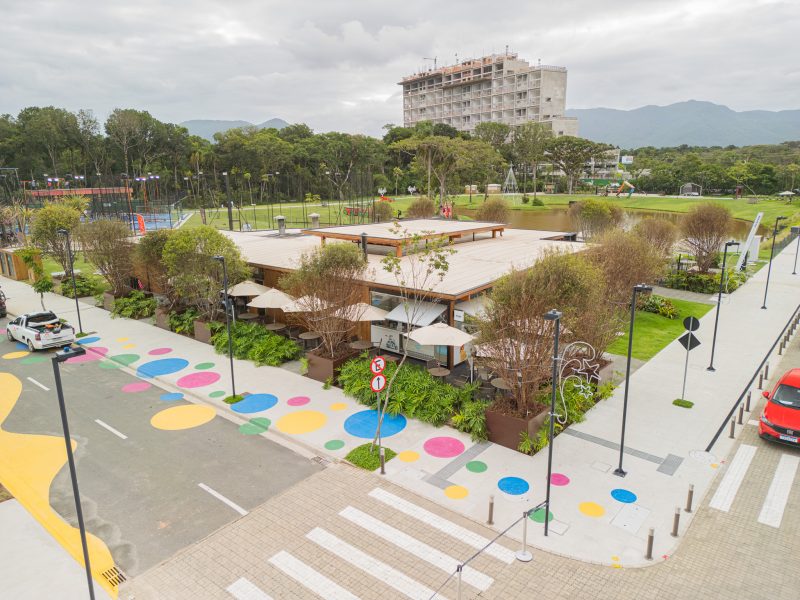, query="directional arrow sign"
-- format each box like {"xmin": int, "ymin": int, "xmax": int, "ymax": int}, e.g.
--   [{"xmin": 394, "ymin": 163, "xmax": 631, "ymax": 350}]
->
[
  {"xmin": 683, "ymin": 316, "xmax": 700, "ymax": 332},
  {"xmin": 679, "ymin": 332, "xmax": 701, "ymax": 351},
  {"xmin": 370, "ymin": 356, "xmax": 386, "ymax": 374},
  {"xmin": 371, "ymin": 374, "xmax": 387, "ymax": 393}
]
